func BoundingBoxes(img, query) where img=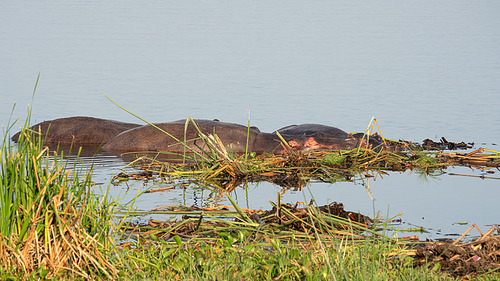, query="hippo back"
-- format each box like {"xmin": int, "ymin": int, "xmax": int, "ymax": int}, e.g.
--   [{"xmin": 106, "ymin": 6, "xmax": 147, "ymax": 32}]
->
[
  {"xmin": 276, "ymin": 124, "xmax": 349, "ymax": 139},
  {"xmin": 103, "ymin": 119, "xmax": 263, "ymax": 153},
  {"xmin": 11, "ymin": 116, "xmax": 140, "ymax": 145}
]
